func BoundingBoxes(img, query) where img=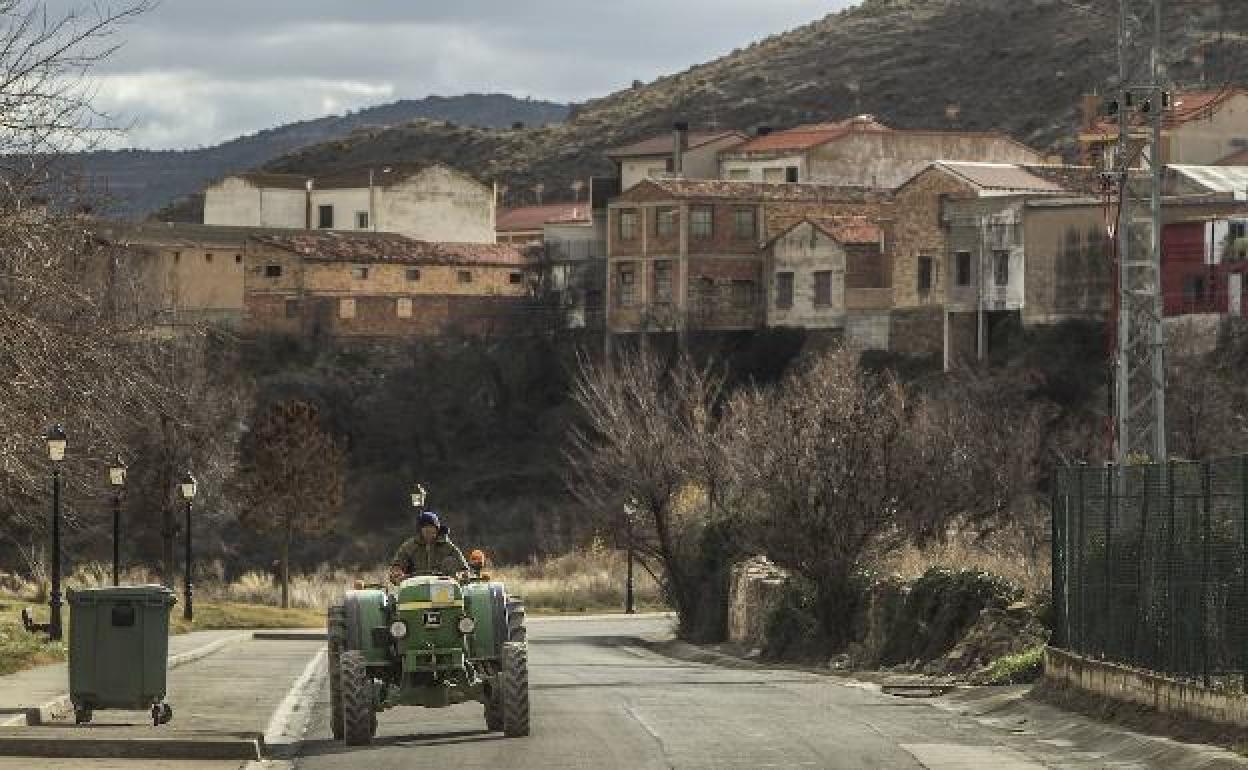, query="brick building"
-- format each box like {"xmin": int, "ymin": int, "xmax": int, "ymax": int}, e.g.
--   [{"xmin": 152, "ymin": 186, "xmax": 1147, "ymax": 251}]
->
[
  {"xmin": 243, "ymin": 232, "xmax": 531, "ymax": 339},
  {"xmin": 605, "ymin": 179, "xmax": 889, "ymax": 339}
]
